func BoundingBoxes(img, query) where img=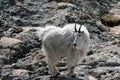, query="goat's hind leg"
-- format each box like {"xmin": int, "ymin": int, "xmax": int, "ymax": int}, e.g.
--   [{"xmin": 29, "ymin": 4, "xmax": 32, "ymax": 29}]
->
[
  {"xmin": 43, "ymin": 43, "xmax": 59, "ymax": 76},
  {"xmin": 47, "ymin": 53, "xmax": 60, "ymax": 77}
]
